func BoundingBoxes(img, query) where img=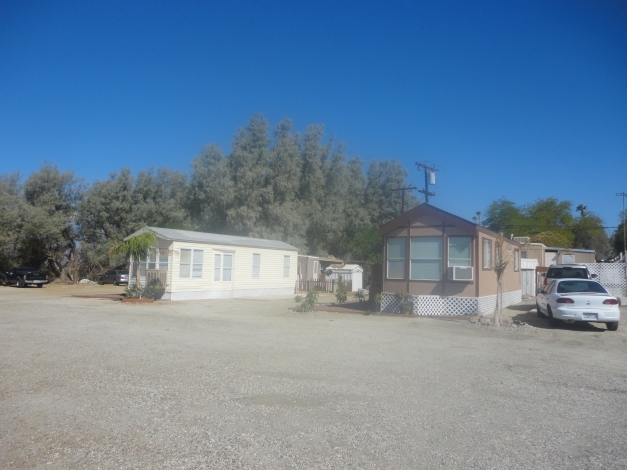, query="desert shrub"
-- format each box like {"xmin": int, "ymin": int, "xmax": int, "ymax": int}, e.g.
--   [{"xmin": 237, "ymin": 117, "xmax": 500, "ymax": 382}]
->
[
  {"xmin": 295, "ymin": 289, "xmax": 319, "ymax": 312},
  {"xmin": 335, "ymin": 276, "xmax": 347, "ymax": 304},
  {"xmin": 354, "ymin": 289, "xmax": 367, "ymax": 302}
]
